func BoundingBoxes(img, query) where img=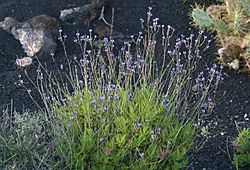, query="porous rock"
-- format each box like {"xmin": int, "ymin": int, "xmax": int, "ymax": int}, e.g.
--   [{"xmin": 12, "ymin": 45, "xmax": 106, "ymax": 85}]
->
[
  {"xmin": 217, "ymin": 44, "xmax": 244, "ymax": 70},
  {"xmin": 0, "ymin": 15, "xmax": 60, "ymax": 57}
]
